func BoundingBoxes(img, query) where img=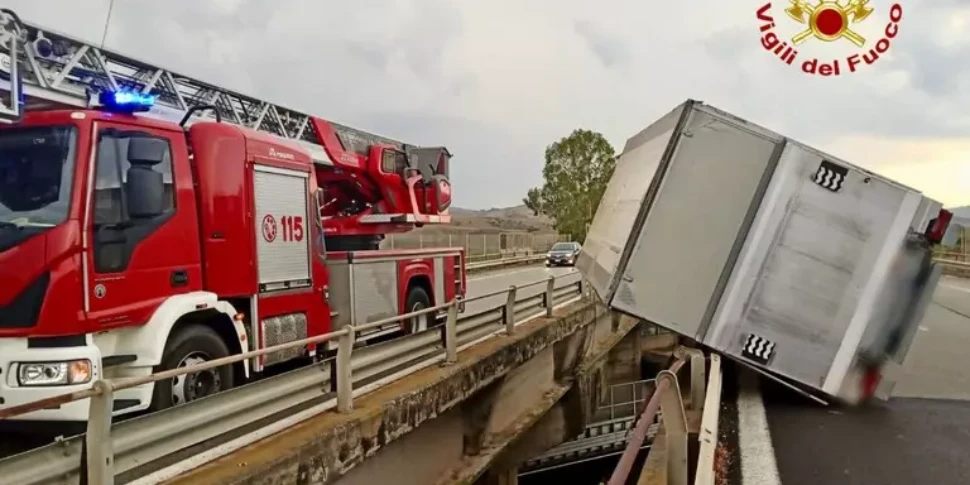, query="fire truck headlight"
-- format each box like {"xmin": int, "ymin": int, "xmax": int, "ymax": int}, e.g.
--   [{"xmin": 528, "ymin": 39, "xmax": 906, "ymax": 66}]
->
[{"xmin": 17, "ymin": 360, "xmax": 92, "ymax": 386}]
